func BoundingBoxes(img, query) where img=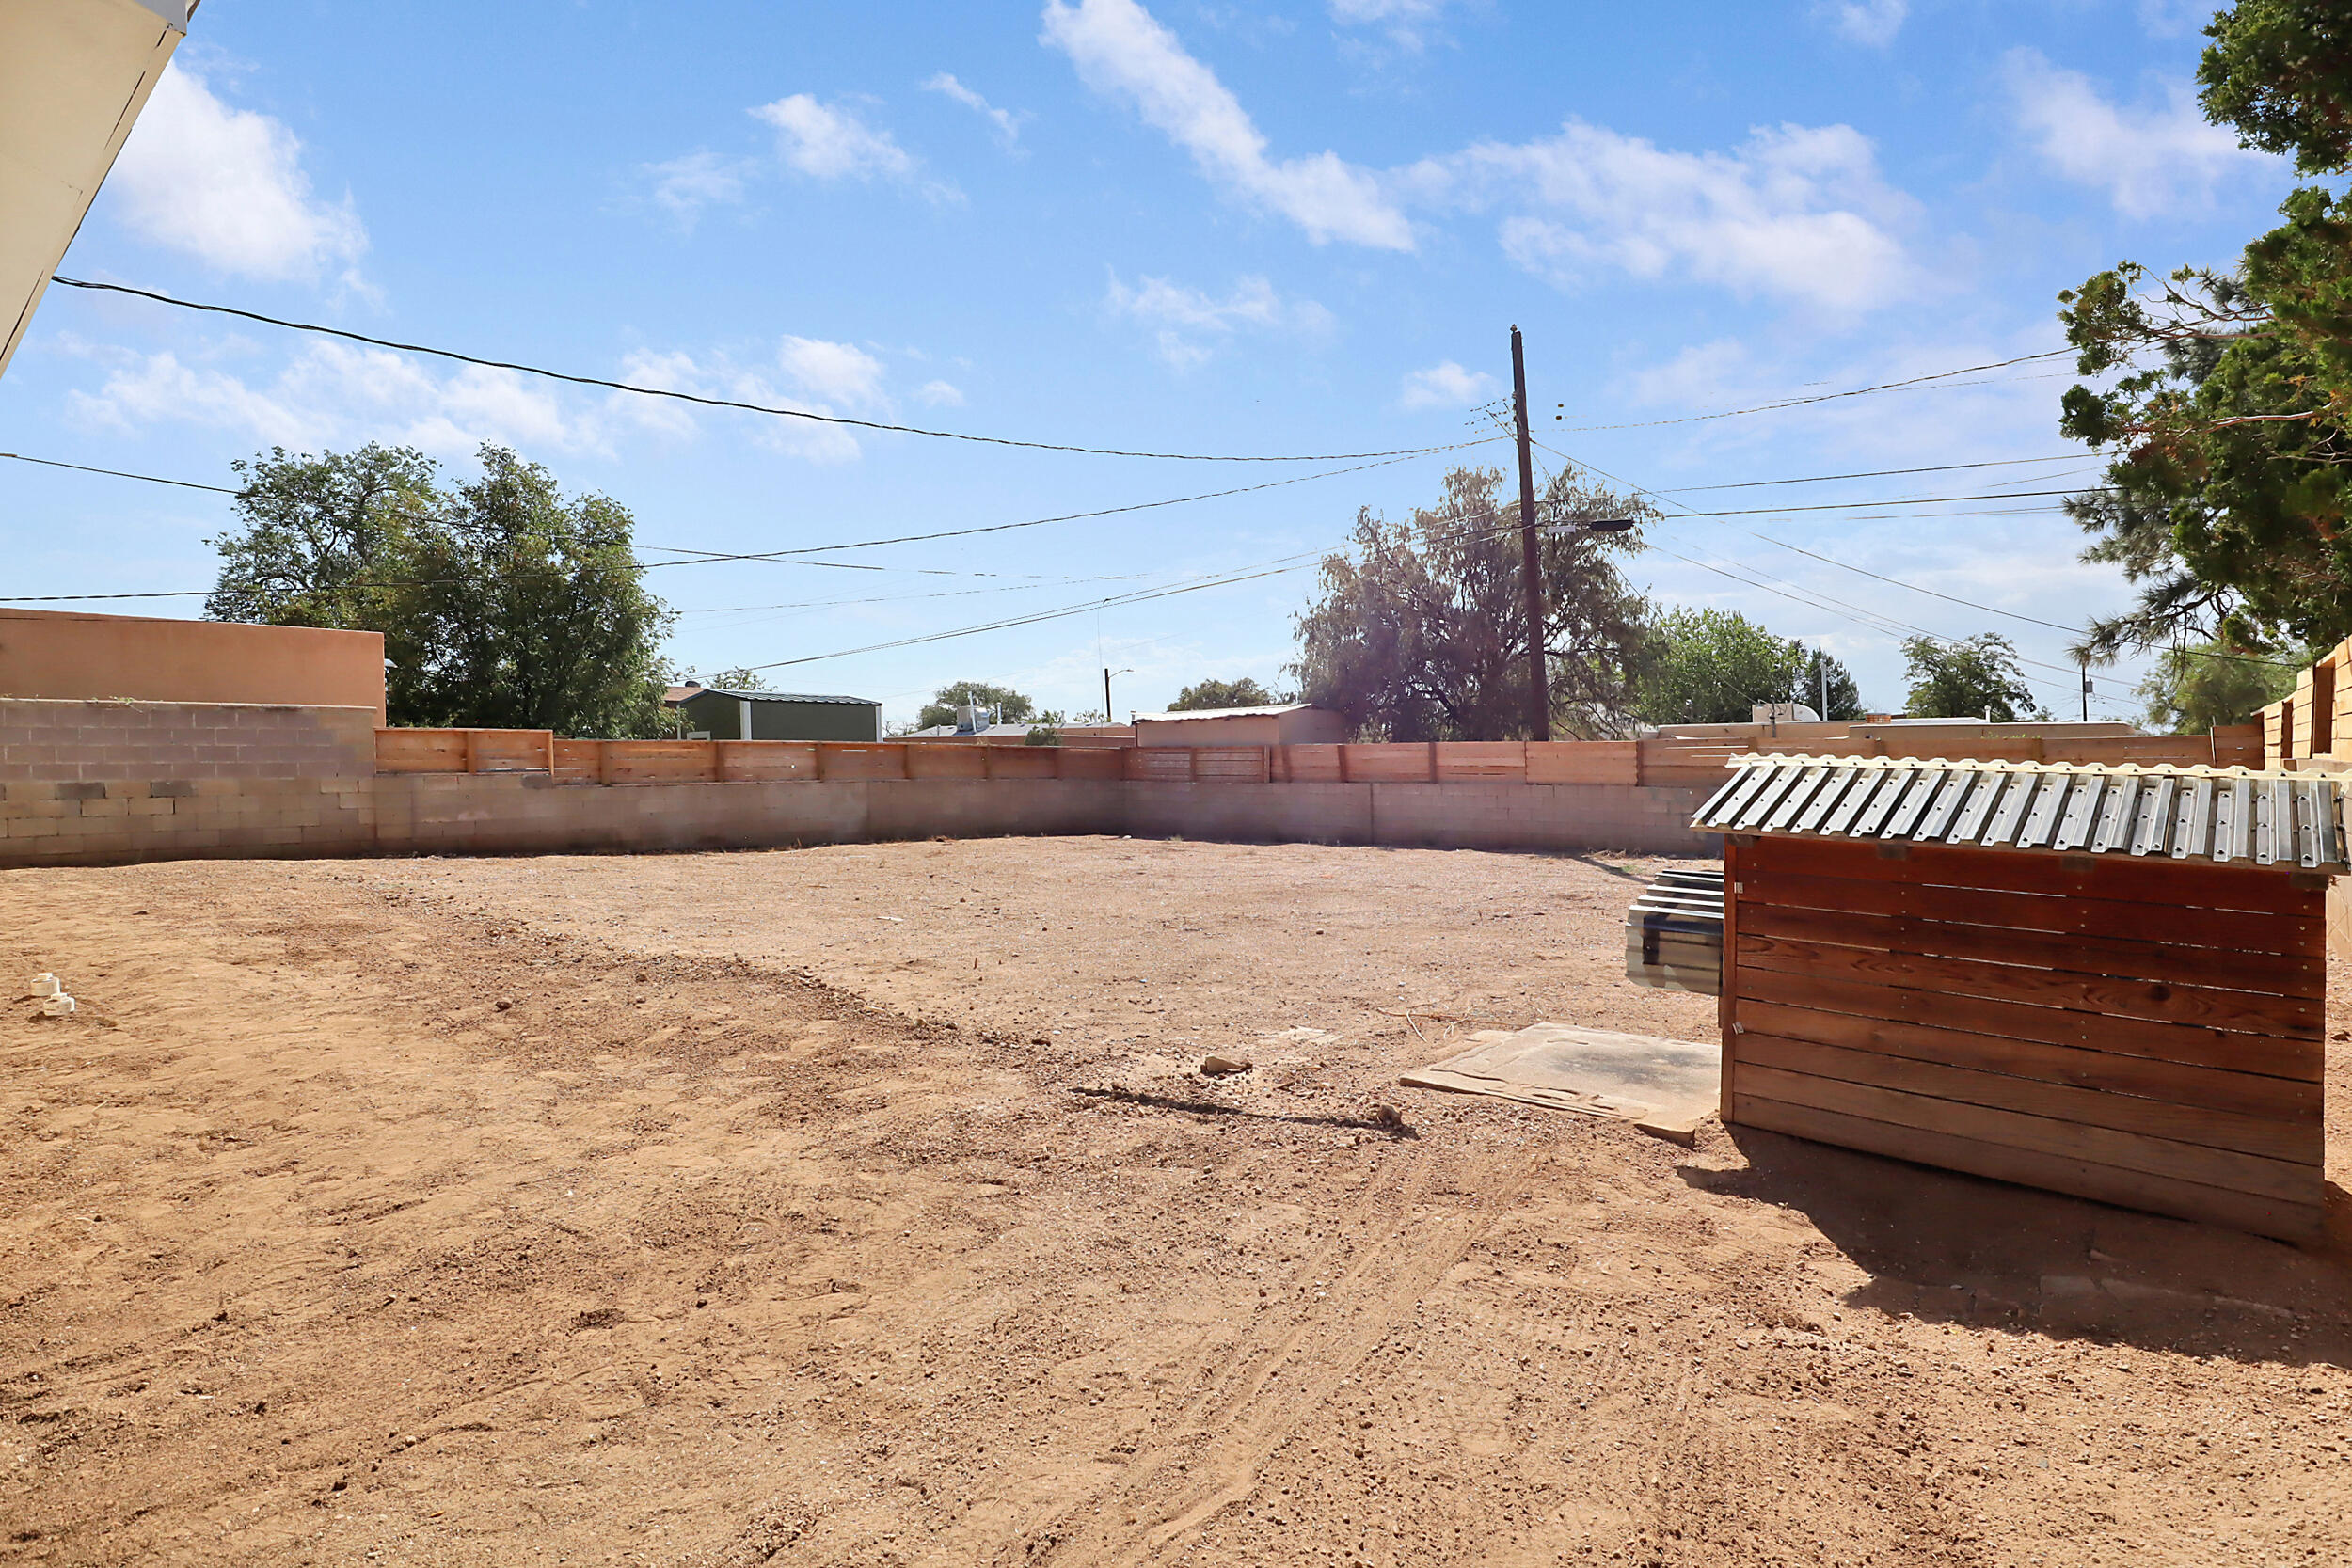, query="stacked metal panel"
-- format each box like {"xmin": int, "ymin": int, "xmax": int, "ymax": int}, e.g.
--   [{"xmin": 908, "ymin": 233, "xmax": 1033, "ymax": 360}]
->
[
  {"xmin": 1692, "ymin": 756, "xmax": 2347, "ymax": 871},
  {"xmin": 1623, "ymin": 865, "xmax": 1724, "ymax": 996}
]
